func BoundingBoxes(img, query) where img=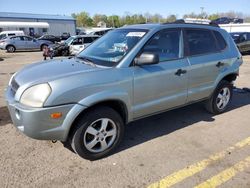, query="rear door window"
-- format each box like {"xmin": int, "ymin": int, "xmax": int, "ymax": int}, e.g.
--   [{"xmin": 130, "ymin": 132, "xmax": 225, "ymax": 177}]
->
[
  {"xmin": 8, "ymin": 33, "xmax": 16, "ymax": 36},
  {"xmin": 185, "ymin": 29, "xmax": 218, "ymax": 56}
]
